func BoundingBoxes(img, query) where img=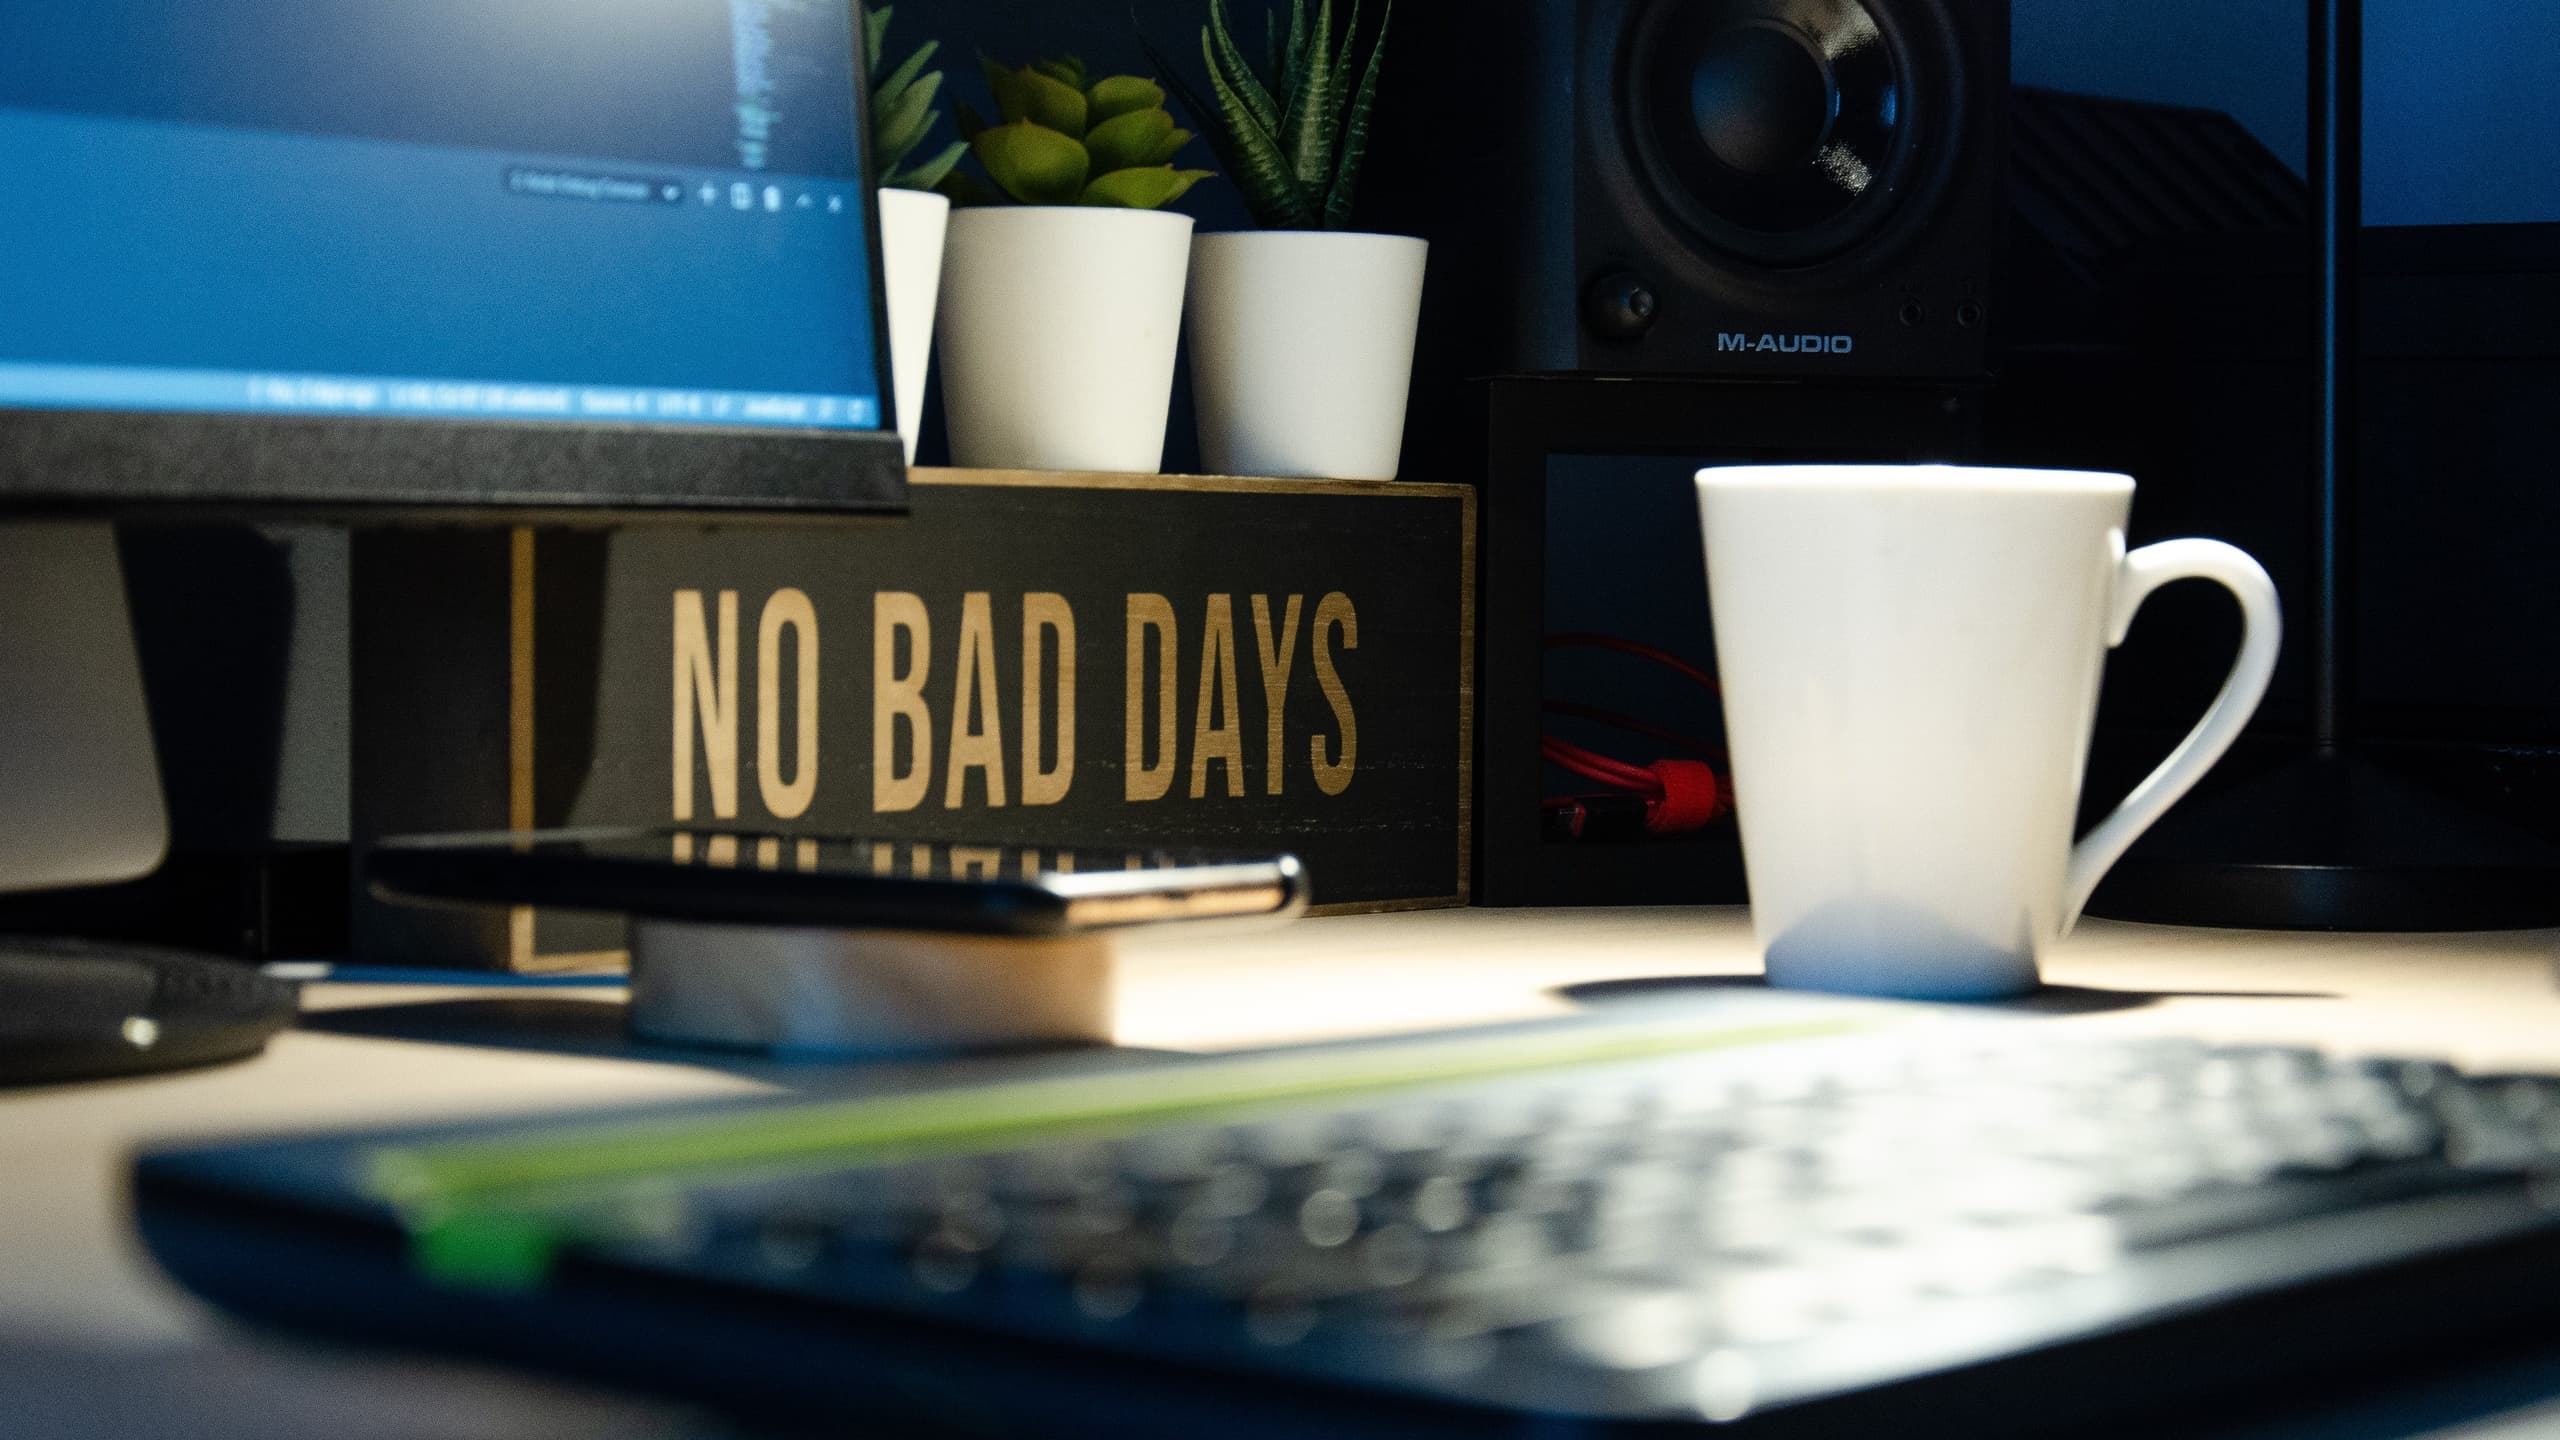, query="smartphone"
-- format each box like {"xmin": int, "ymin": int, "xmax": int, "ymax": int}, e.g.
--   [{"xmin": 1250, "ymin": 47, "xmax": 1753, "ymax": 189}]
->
[{"xmin": 365, "ymin": 829, "xmax": 1308, "ymax": 937}]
